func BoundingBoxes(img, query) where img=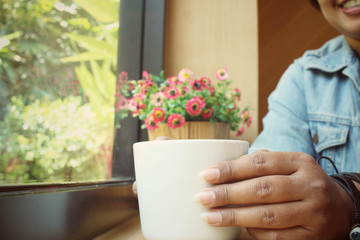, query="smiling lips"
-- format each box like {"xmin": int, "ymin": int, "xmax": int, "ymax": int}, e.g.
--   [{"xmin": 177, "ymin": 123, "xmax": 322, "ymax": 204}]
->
[{"xmin": 341, "ymin": 0, "xmax": 360, "ymax": 15}]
